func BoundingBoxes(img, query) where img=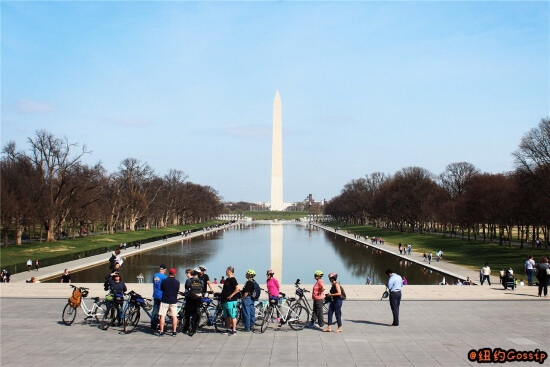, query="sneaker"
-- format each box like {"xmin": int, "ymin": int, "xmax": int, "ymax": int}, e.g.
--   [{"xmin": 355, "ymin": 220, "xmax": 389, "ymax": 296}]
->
[
  {"xmin": 158, "ymin": 332, "xmax": 164, "ymax": 337},
  {"xmin": 172, "ymin": 331, "xmax": 177, "ymax": 337},
  {"xmin": 232, "ymin": 330, "xmax": 237, "ymax": 335},
  {"xmin": 222, "ymin": 328, "xmax": 231, "ymax": 335},
  {"xmin": 306, "ymin": 323, "xmax": 315, "ymax": 328}
]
